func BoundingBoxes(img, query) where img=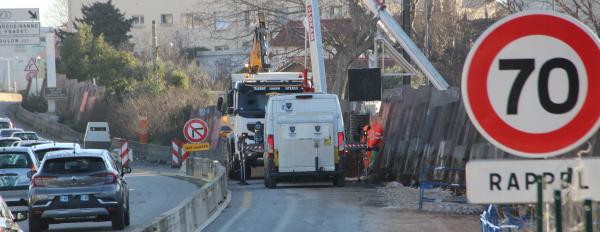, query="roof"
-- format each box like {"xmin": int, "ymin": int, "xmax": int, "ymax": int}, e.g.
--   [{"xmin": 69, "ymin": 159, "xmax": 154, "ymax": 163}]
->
[
  {"xmin": 0, "ymin": 118, "xmax": 11, "ymax": 122},
  {"xmin": 0, "ymin": 147, "xmax": 30, "ymax": 152},
  {"xmin": 30, "ymin": 143, "xmax": 80, "ymax": 151},
  {"xmin": 0, "ymin": 137, "xmax": 21, "ymax": 141},
  {"xmin": 271, "ymin": 18, "xmax": 354, "ymax": 47},
  {"xmin": 44, "ymin": 149, "xmax": 108, "ymax": 160}
]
